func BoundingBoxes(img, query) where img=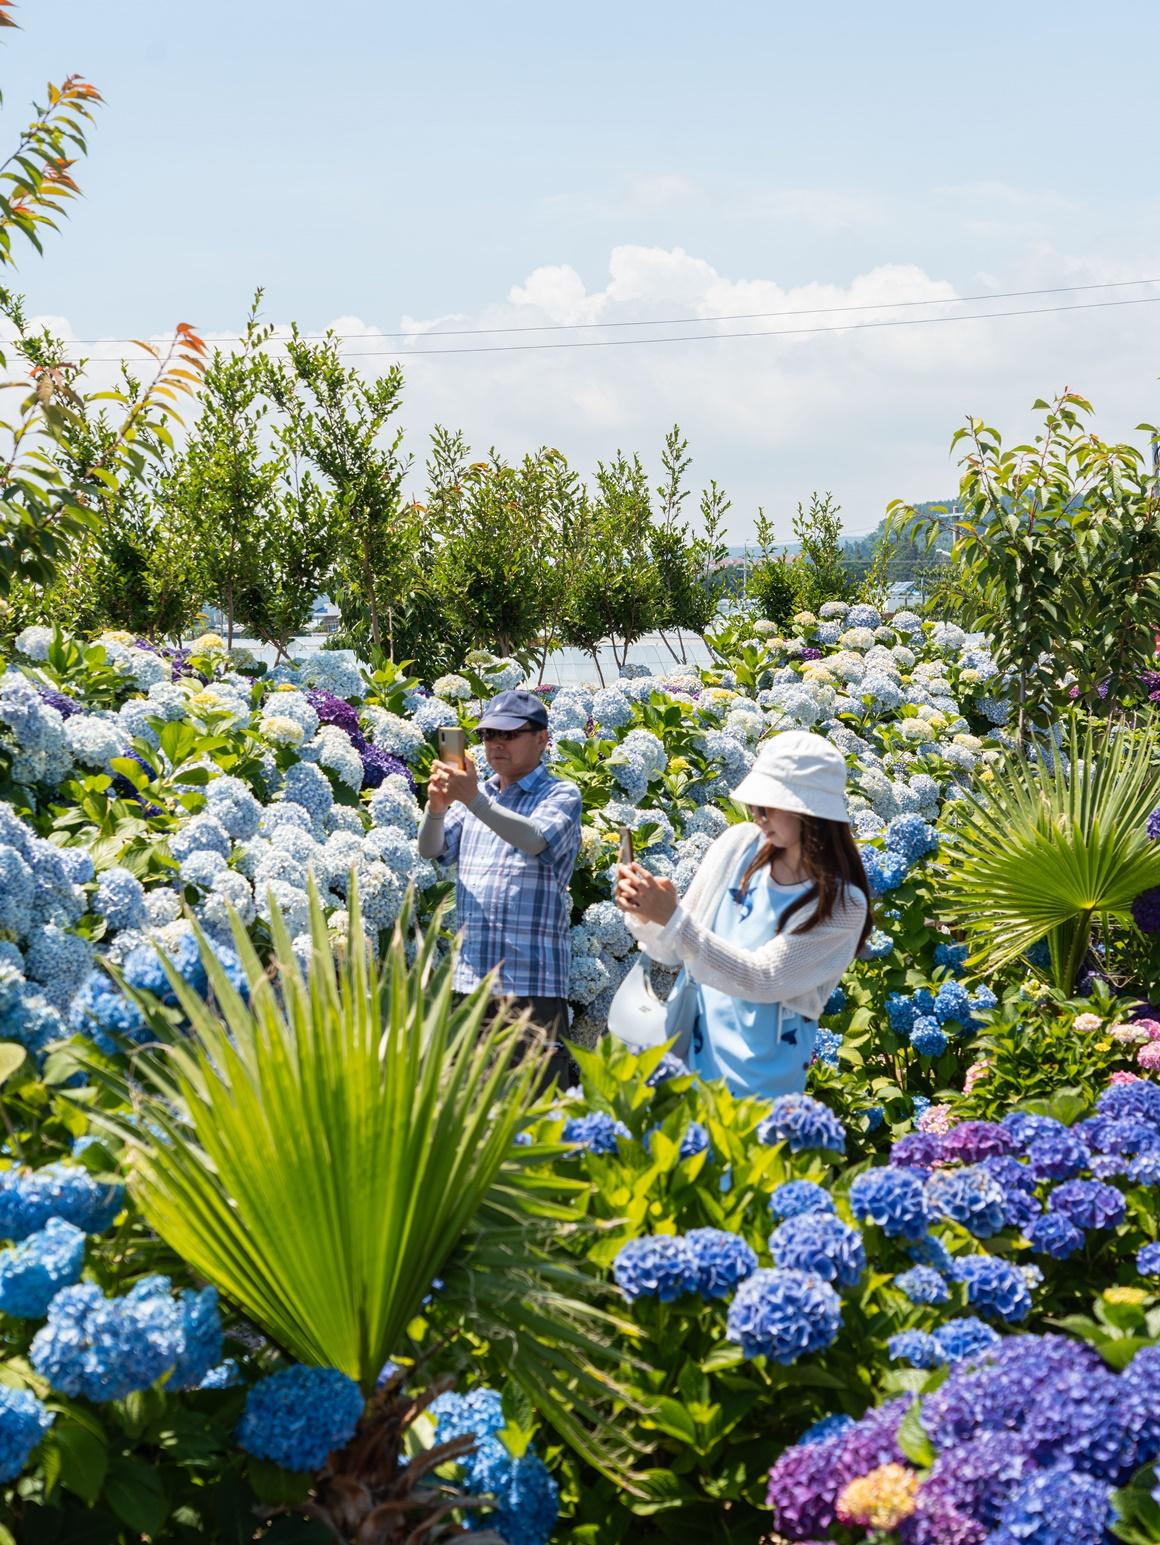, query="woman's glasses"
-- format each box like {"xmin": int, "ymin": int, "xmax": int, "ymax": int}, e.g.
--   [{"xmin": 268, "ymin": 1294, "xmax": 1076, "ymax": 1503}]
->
[{"xmin": 480, "ymin": 727, "xmax": 536, "ymax": 743}]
